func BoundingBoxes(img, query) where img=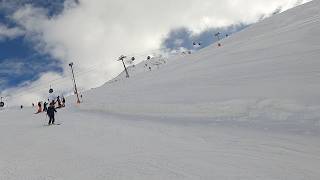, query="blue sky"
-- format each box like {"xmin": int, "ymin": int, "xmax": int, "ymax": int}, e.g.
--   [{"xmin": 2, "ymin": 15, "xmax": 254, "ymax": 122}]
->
[
  {"xmin": 162, "ymin": 24, "xmax": 248, "ymax": 51},
  {"xmin": 0, "ymin": 0, "xmax": 65, "ymax": 90}
]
